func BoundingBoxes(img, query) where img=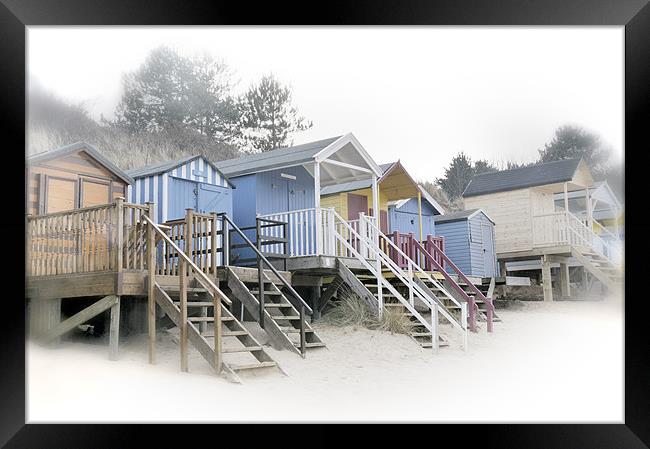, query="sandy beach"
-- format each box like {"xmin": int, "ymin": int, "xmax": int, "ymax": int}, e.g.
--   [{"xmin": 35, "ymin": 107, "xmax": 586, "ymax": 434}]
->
[{"xmin": 27, "ymin": 295, "xmax": 623, "ymax": 423}]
